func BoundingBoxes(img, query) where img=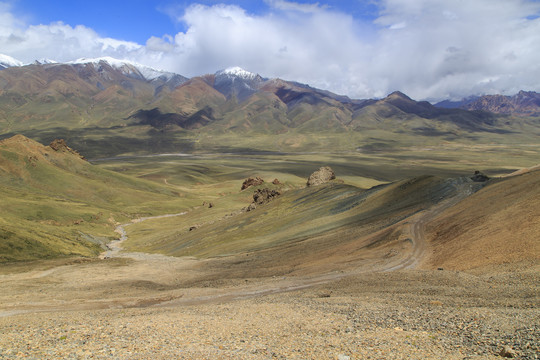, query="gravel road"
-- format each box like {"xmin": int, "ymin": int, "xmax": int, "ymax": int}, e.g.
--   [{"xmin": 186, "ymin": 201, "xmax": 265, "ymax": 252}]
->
[{"xmin": 0, "ymin": 262, "xmax": 538, "ymax": 359}]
